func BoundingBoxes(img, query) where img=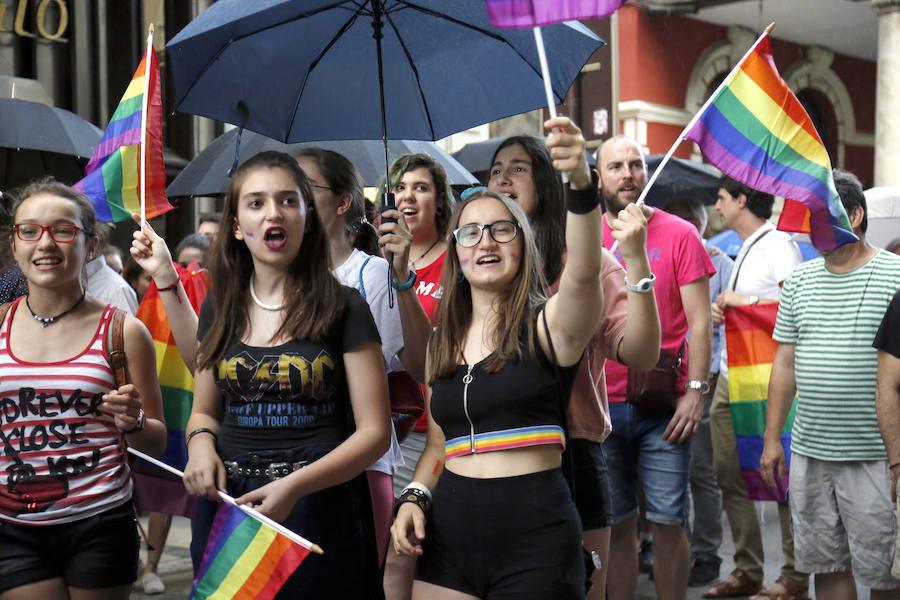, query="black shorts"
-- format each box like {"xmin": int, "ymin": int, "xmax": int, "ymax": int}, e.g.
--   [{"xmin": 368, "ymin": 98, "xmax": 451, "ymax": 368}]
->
[
  {"xmin": 416, "ymin": 468, "xmax": 585, "ymax": 599},
  {"xmin": 0, "ymin": 501, "xmax": 138, "ymax": 594},
  {"xmin": 568, "ymin": 438, "xmax": 613, "ymax": 530}
]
